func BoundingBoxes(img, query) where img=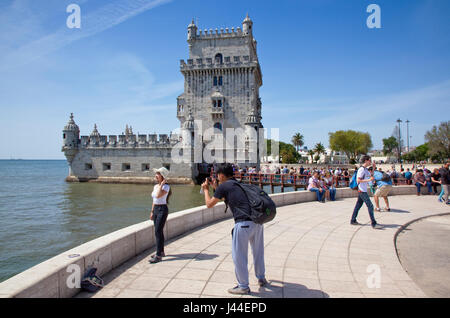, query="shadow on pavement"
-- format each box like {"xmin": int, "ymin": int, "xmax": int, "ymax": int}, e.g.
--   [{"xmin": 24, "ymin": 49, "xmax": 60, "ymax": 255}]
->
[
  {"xmin": 387, "ymin": 209, "xmax": 411, "ymax": 213},
  {"xmin": 161, "ymin": 253, "xmax": 219, "ymax": 262},
  {"xmin": 249, "ymin": 280, "xmax": 329, "ymax": 298}
]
